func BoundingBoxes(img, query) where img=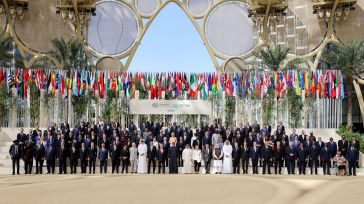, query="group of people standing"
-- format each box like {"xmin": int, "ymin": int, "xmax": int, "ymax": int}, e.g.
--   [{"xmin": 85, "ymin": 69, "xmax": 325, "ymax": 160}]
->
[{"xmin": 8, "ymin": 120, "xmax": 361, "ymax": 176}]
